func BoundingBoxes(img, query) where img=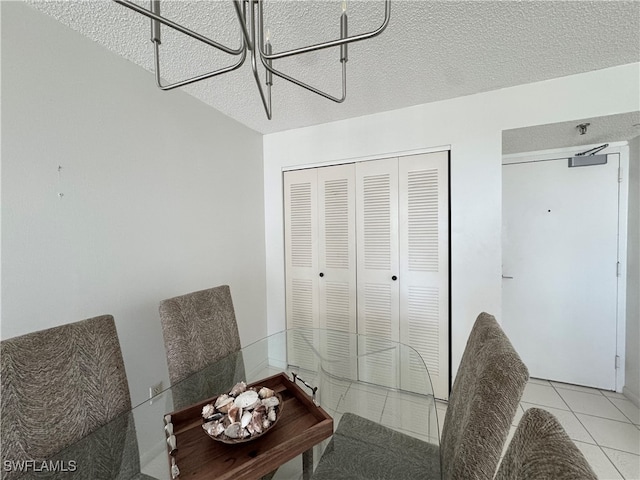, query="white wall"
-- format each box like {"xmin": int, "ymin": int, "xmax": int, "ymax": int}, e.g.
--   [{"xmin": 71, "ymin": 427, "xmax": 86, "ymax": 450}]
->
[
  {"xmin": 625, "ymin": 135, "xmax": 640, "ymax": 406},
  {"xmin": 1, "ymin": 2, "xmax": 267, "ymax": 406},
  {"xmin": 263, "ymin": 63, "xmax": 640, "ymax": 382}
]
